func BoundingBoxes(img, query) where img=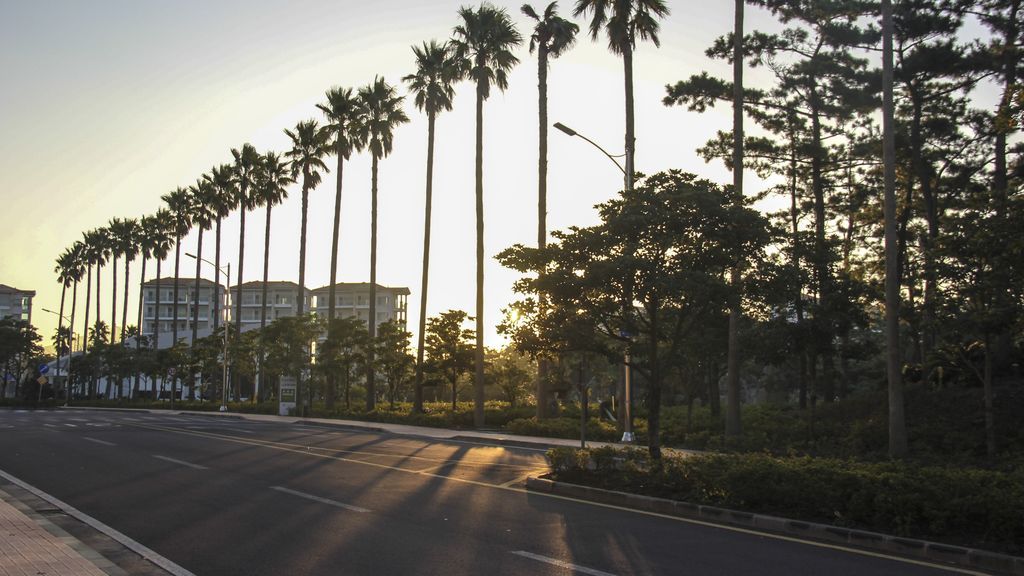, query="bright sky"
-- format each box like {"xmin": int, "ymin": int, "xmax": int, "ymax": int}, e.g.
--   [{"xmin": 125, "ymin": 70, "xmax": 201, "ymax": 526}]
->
[{"xmin": 1, "ymin": 0, "xmax": 794, "ymax": 350}]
